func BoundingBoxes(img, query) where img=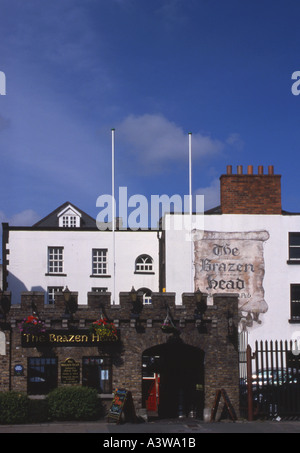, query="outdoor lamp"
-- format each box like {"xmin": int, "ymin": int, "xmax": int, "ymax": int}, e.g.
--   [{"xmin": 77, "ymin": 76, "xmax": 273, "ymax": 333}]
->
[
  {"xmin": 194, "ymin": 288, "xmax": 208, "ymax": 333},
  {"xmin": 0, "ymin": 291, "xmax": 11, "ymax": 321},
  {"xmin": 130, "ymin": 286, "xmax": 143, "ymax": 323},
  {"xmin": 195, "ymin": 288, "xmax": 202, "ymax": 304},
  {"xmin": 63, "ymin": 286, "xmax": 71, "ymax": 303},
  {"xmin": 130, "ymin": 286, "xmax": 137, "ymax": 303},
  {"xmin": 227, "ymin": 310, "xmax": 234, "ymax": 336},
  {"xmin": 227, "ymin": 310, "xmax": 238, "ymax": 349},
  {"xmin": 194, "ymin": 289, "xmax": 207, "ymax": 319},
  {"xmin": 62, "ymin": 286, "xmax": 77, "ymax": 320}
]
